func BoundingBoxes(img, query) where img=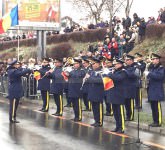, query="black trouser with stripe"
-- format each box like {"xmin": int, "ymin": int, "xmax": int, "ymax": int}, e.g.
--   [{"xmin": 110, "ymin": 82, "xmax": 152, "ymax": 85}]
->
[
  {"xmin": 9, "ymin": 98, "xmax": 20, "ymax": 121},
  {"xmin": 41, "ymin": 90, "xmax": 49, "ymax": 111},
  {"xmin": 53, "ymin": 94, "xmax": 63, "ymax": 115},
  {"xmin": 91, "ymin": 101, "xmax": 103, "ymax": 126},
  {"xmin": 125, "ymin": 98, "xmax": 134, "ymax": 120},
  {"xmin": 71, "ymin": 98, "xmax": 82, "ymax": 120},
  {"xmin": 104, "ymin": 96, "xmax": 113, "ymax": 115},
  {"xmin": 135, "ymin": 87, "xmax": 142, "ymax": 108},
  {"xmin": 112, "ymin": 104, "xmax": 125, "ymax": 131},
  {"xmin": 65, "ymin": 89, "xmax": 72, "ymax": 105},
  {"xmin": 83, "ymin": 93, "xmax": 91, "ymax": 110},
  {"xmin": 150, "ymin": 101, "xmax": 162, "ymax": 125}
]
